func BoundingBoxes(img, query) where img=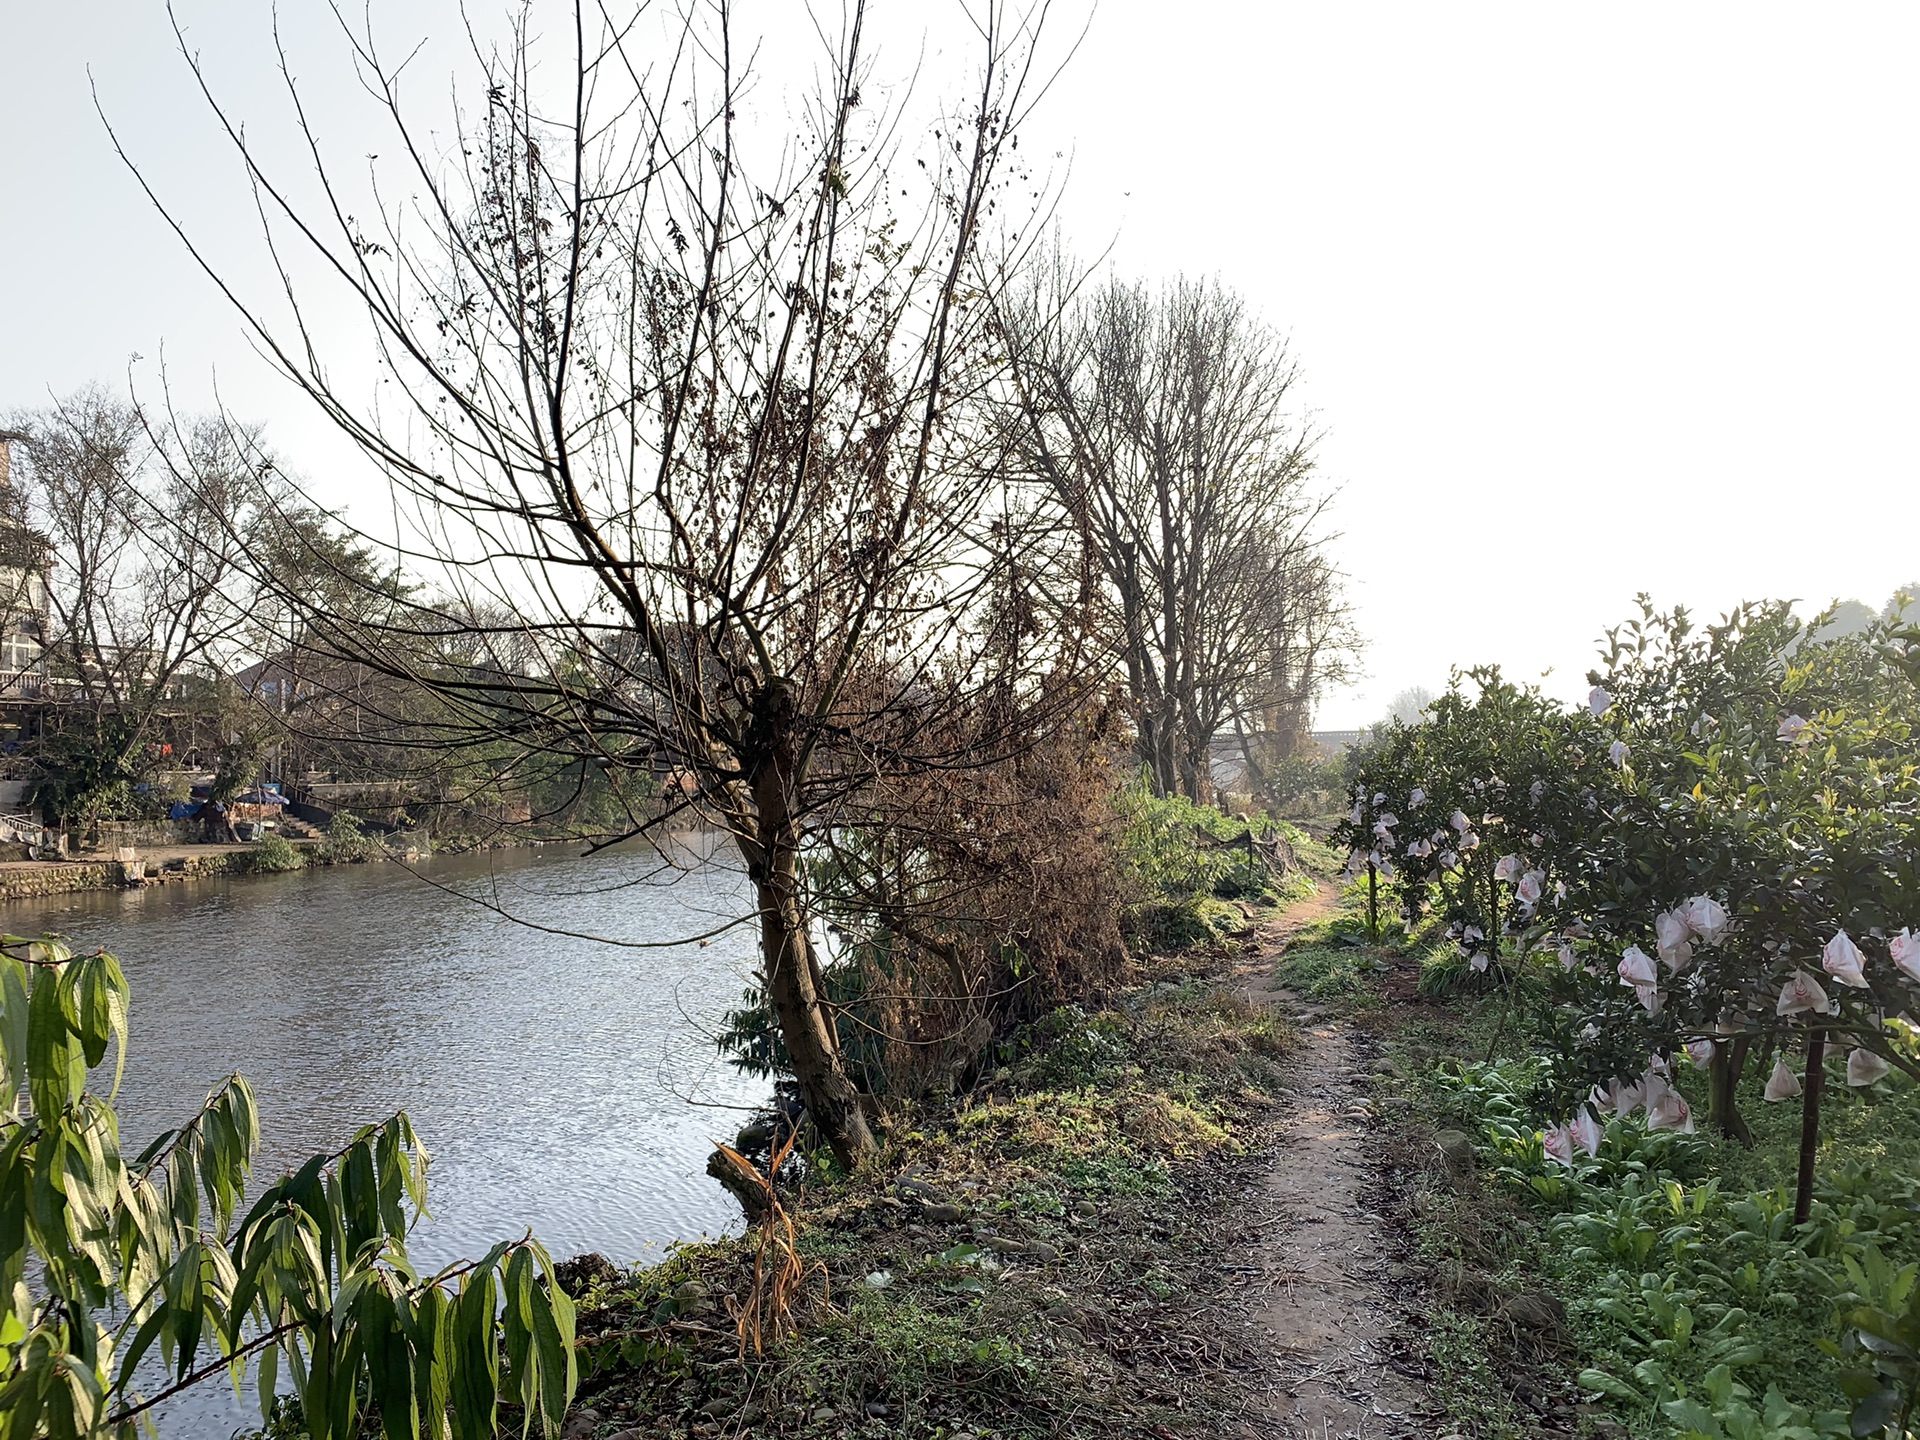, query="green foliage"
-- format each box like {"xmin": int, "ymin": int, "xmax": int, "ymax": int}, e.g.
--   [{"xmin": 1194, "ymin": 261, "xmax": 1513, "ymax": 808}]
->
[
  {"xmin": 1115, "ymin": 782, "xmax": 1304, "ymax": 949},
  {"xmin": 1827, "ymin": 1244, "xmax": 1920, "ymax": 1439},
  {"xmin": 27, "ymin": 717, "xmax": 148, "ymax": 827},
  {"xmin": 1660, "ymin": 1367, "xmax": 1846, "ymax": 1440},
  {"xmin": 1016, "ymin": 1006, "xmax": 1129, "ymax": 1090},
  {"xmin": 318, "ymin": 813, "xmax": 387, "ymax": 863},
  {"xmin": 1345, "ymin": 597, "xmax": 1920, "ymax": 1140},
  {"xmin": 1431, "ymin": 1052, "xmax": 1920, "ymax": 1438},
  {"xmin": 245, "ymin": 834, "xmax": 307, "ymax": 873},
  {"xmin": 208, "ymin": 733, "xmax": 270, "ymax": 809},
  {"xmin": 1273, "ymin": 942, "xmax": 1372, "ymax": 999},
  {"xmin": 1123, "ymin": 783, "xmax": 1309, "ymax": 900},
  {"xmin": 1335, "ymin": 665, "xmax": 1610, "ymax": 962},
  {"xmin": 0, "ymin": 933, "xmax": 576, "ymax": 1439},
  {"xmin": 1257, "ymin": 748, "xmax": 1344, "ymax": 816}
]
